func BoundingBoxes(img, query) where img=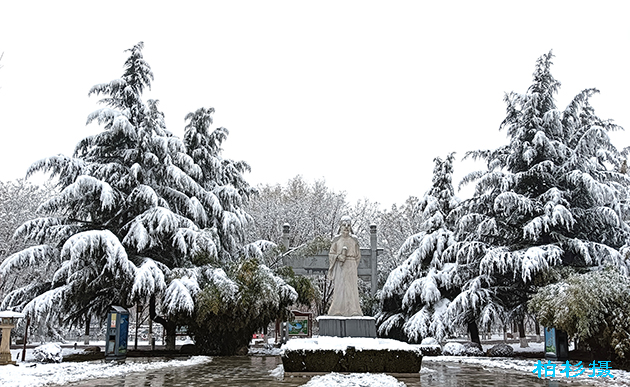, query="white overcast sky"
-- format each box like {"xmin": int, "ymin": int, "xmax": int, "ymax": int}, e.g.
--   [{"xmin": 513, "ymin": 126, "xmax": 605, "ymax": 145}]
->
[{"xmin": 1, "ymin": 1, "xmax": 629, "ymax": 208}]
